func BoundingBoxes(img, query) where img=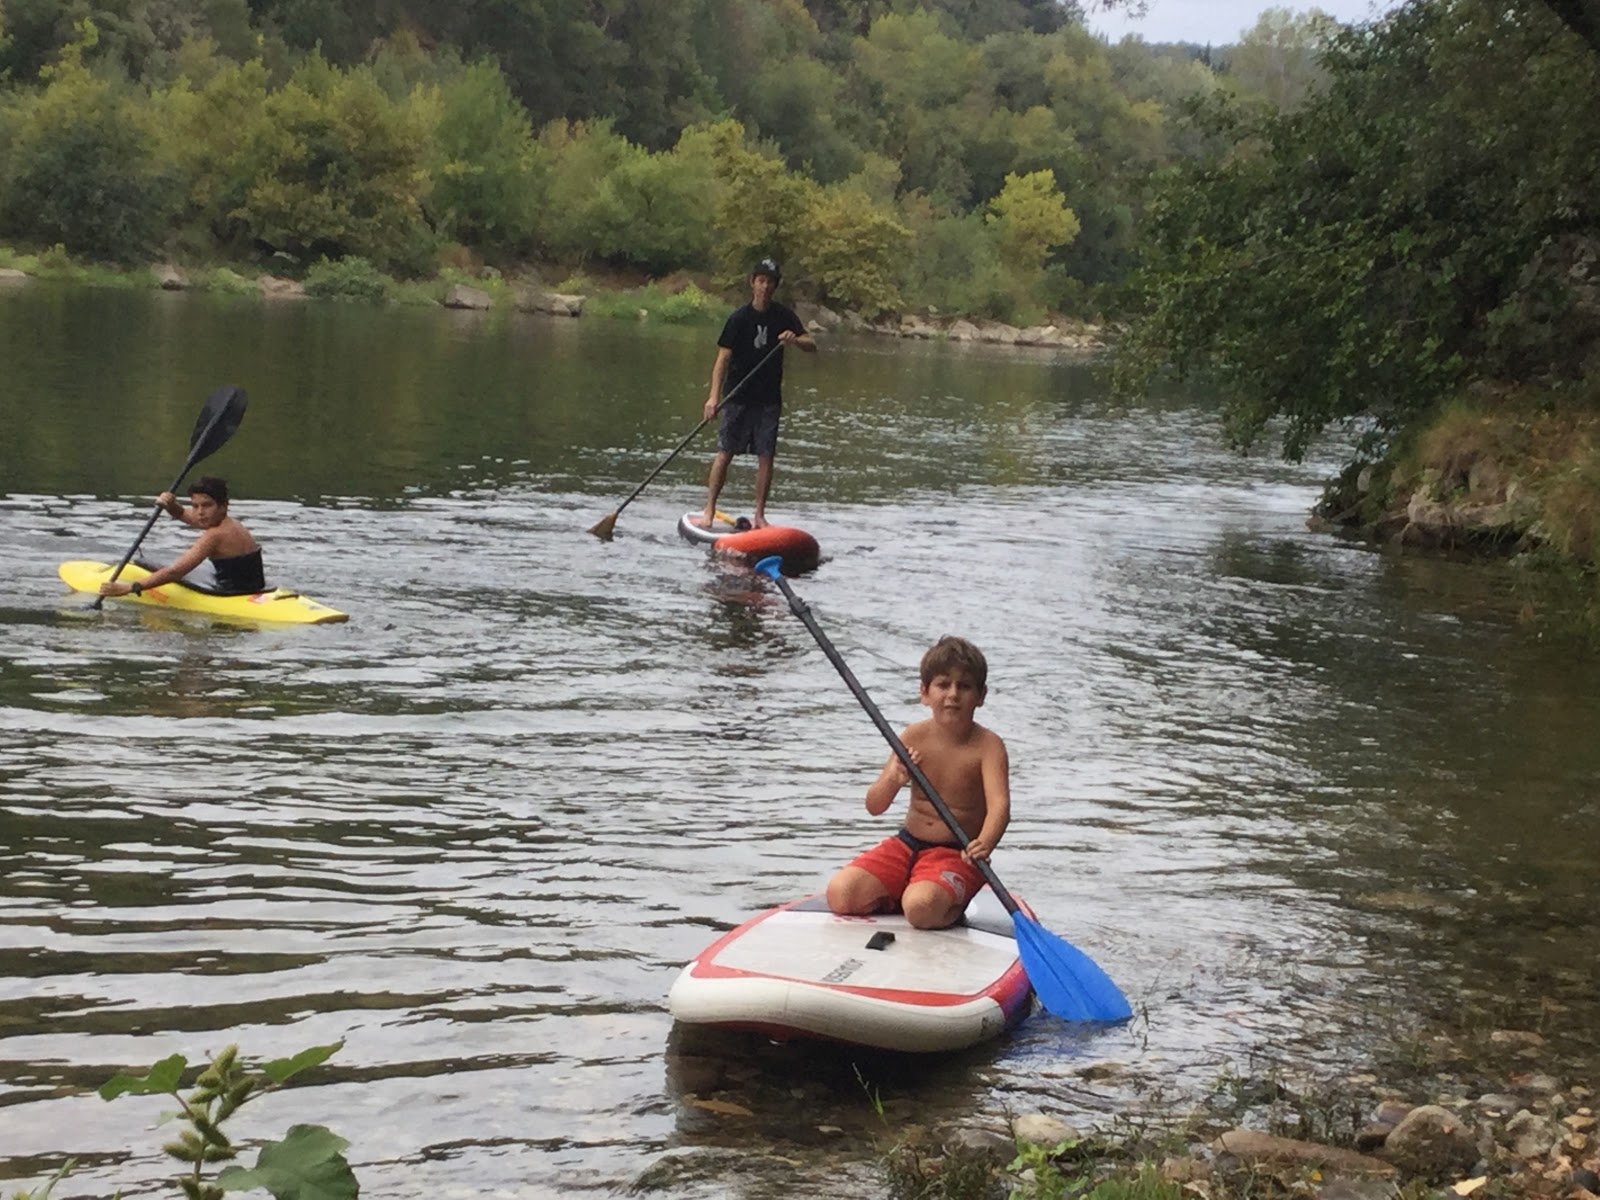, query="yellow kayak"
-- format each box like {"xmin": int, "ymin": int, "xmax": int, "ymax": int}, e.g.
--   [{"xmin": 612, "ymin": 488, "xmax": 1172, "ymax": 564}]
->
[{"xmin": 59, "ymin": 560, "xmax": 348, "ymax": 625}]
